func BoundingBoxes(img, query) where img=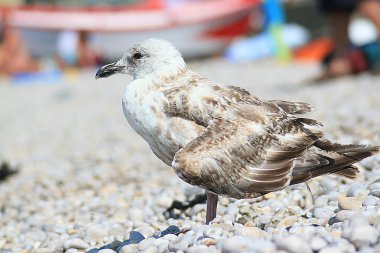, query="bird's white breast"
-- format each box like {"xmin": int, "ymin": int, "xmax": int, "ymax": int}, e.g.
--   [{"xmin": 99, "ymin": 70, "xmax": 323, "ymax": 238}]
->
[{"xmin": 122, "ymin": 76, "xmax": 201, "ymax": 165}]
